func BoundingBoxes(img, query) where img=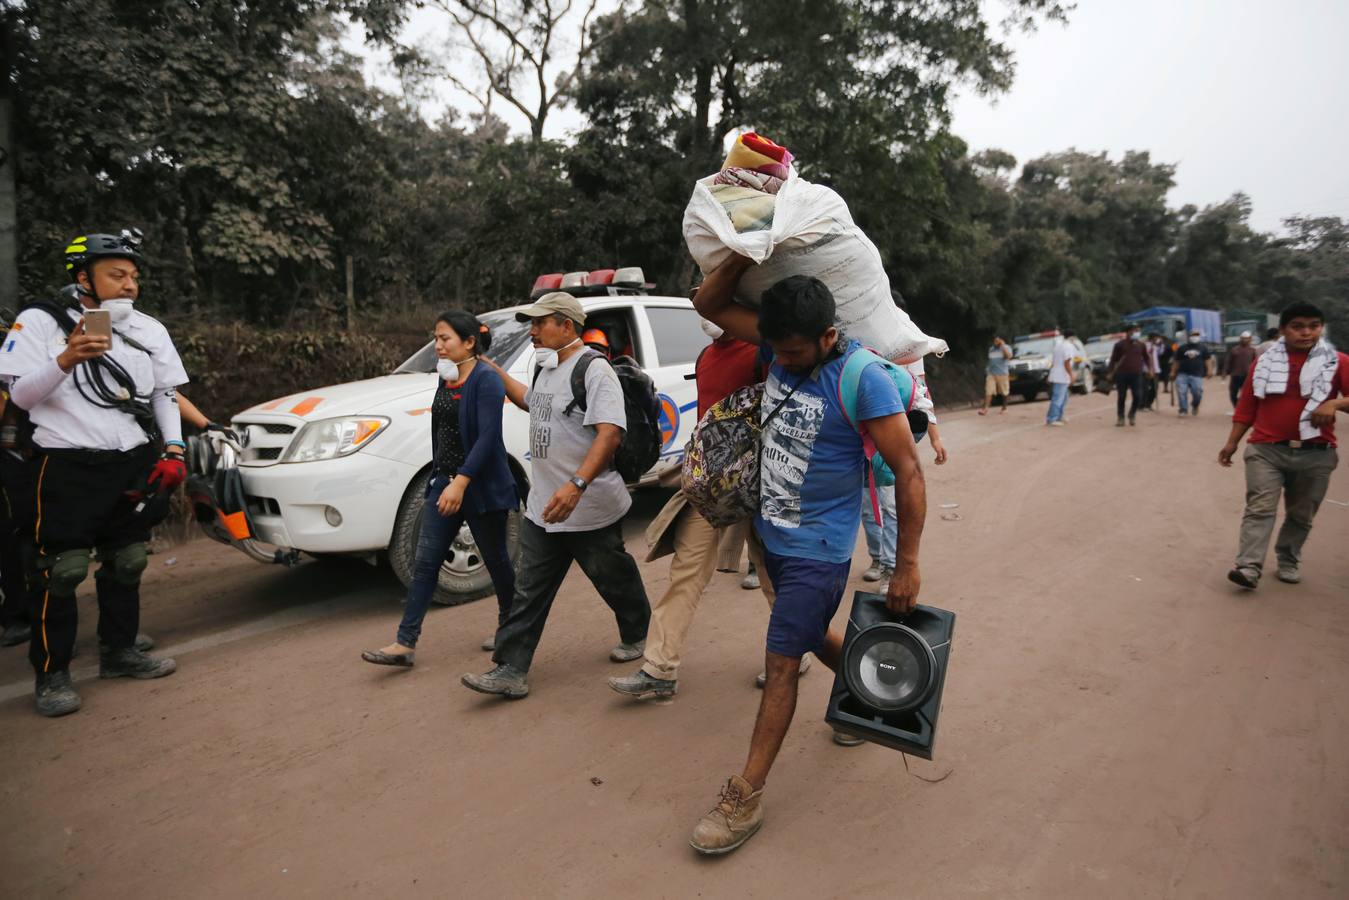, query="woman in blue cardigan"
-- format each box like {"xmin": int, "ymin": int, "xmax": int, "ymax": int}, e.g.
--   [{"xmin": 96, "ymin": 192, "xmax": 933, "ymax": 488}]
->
[{"xmin": 362, "ymin": 310, "xmax": 517, "ymax": 667}]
